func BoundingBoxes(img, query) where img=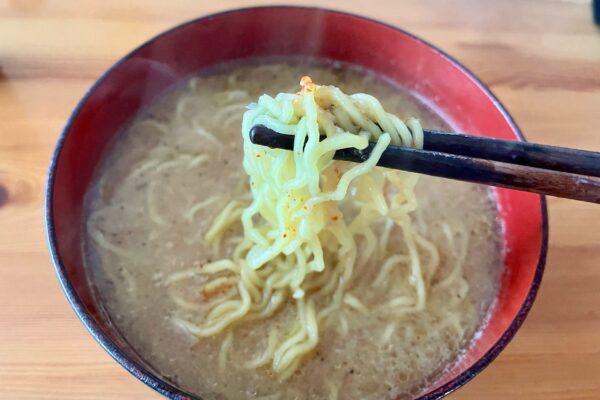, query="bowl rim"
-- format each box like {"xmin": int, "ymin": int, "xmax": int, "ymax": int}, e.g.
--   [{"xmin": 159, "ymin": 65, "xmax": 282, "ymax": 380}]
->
[{"xmin": 45, "ymin": 5, "xmax": 548, "ymax": 400}]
